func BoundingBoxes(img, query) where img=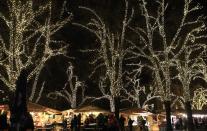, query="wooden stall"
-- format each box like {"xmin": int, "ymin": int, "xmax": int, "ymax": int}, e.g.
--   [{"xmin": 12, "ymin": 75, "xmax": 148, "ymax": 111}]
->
[{"xmin": 121, "ymin": 107, "xmax": 159, "ymax": 131}]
